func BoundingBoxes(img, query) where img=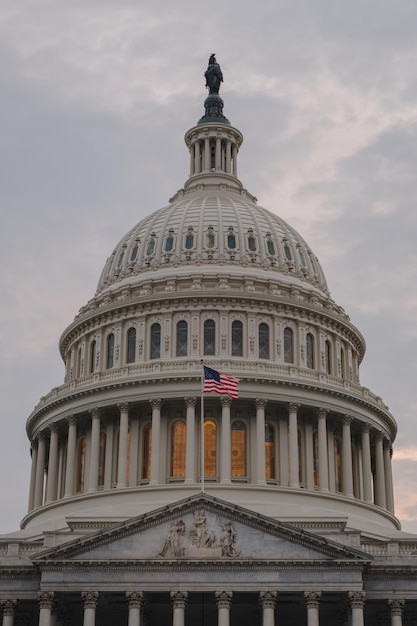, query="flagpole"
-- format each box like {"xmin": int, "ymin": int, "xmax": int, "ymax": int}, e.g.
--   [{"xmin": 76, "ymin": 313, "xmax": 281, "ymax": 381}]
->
[{"xmin": 200, "ymin": 359, "xmax": 205, "ymax": 493}]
